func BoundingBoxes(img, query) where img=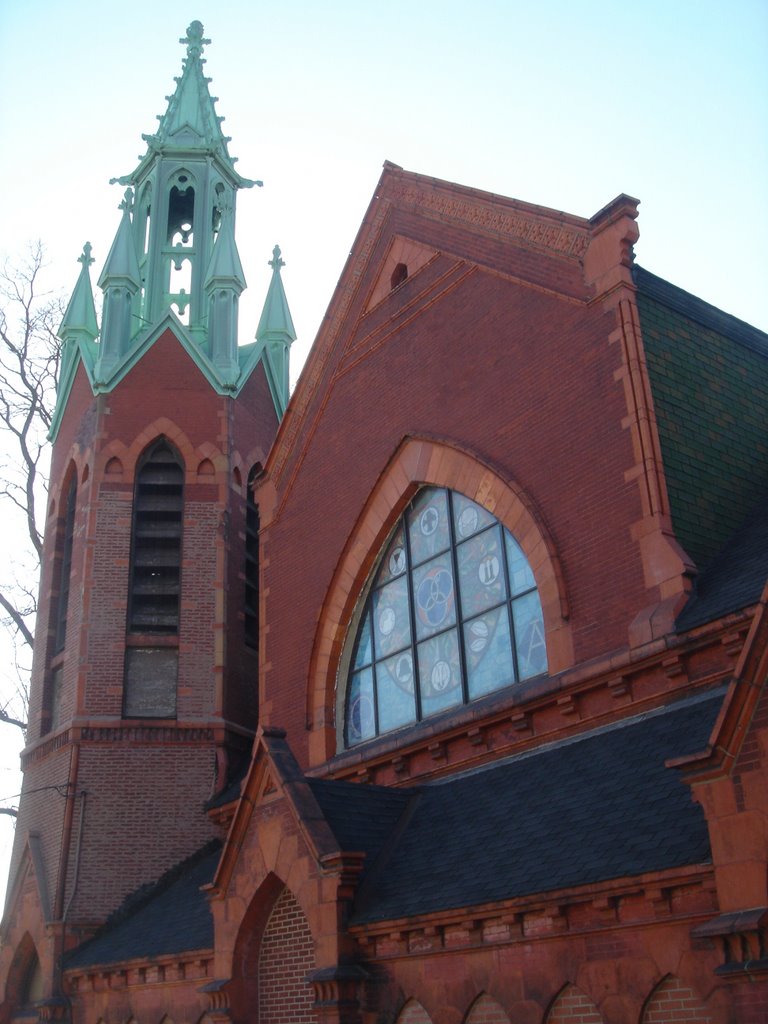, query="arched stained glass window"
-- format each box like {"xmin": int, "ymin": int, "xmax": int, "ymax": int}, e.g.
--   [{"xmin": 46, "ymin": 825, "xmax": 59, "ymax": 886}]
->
[{"xmin": 345, "ymin": 488, "xmax": 547, "ymax": 747}]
